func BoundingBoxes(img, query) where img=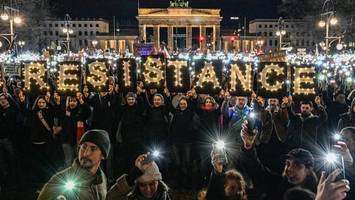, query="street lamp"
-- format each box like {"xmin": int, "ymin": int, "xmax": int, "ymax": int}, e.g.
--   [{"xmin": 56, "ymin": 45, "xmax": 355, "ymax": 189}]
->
[
  {"xmin": 92, "ymin": 40, "xmax": 98, "ymax": 48},
  {"xmin": 318, "ymin": 0, "xmax": 341, "ymax": 55},
  {"xmin": 62, "ymin": 14, "xmax": 73, "ymax": 54},
  {"xmin": 276, "ymin": 17, "xmax": 286, "ymax": 50},
  {"xmin": 18, "ymin": 40, "xmax": 25, "ymax": 47},
  {"xmin": 1, "ymin": 4, "xmax": 23, "ymax": 49}
]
